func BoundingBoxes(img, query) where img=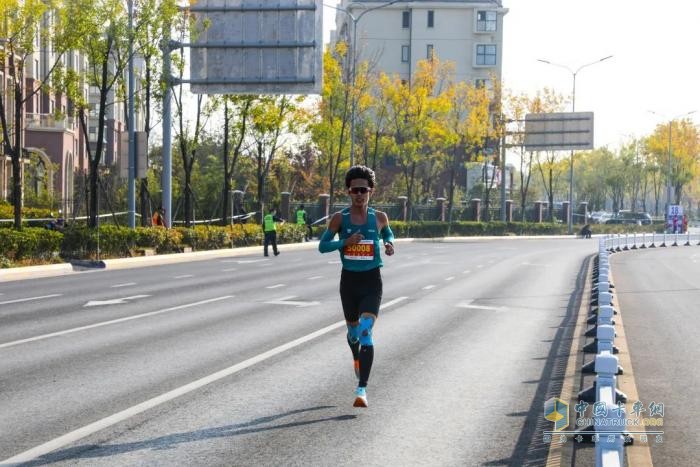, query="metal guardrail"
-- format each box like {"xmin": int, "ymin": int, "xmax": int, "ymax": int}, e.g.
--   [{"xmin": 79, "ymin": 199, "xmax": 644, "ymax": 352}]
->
[
  {"xmin": 578, "ymin": 244, "xmax": 628, "ymax": 466},
  {"xmin": 584, "ymin": 231, "xmax": 696, "ymax": 466},
  {"xmin": 601, "ymin": 231, "xmax": 700, "ymax": 251}
]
